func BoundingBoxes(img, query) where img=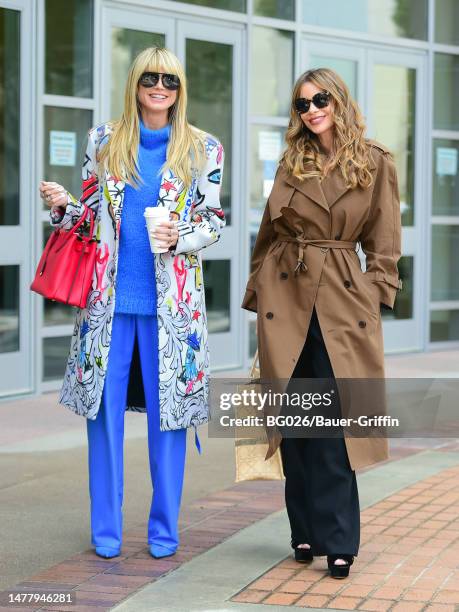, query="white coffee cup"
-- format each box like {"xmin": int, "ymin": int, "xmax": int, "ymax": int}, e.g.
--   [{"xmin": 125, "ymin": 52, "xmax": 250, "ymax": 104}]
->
[{"xmin": 144, "ymin": 207, "xmax": 170, "ymax": 254}]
